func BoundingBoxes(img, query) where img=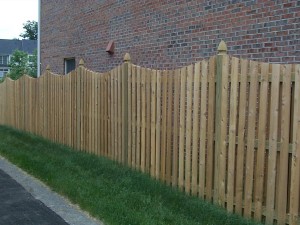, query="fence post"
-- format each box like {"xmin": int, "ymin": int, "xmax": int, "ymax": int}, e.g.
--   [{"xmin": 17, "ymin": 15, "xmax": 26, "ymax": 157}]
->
[
  {"xmin": 122, "ymin": 53, "xmax": 131, "ymax": 165},
  {"xmin": 214, "ymin": 40, "xmax": 228, "ymax": 205}
]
